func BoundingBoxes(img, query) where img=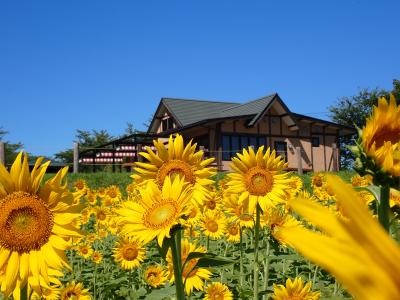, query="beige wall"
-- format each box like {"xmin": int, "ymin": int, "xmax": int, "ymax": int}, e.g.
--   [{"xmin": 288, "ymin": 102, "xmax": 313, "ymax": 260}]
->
[{"xmin": 155, "ymin": 112, "xmax": 340, "ymax": 172}]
